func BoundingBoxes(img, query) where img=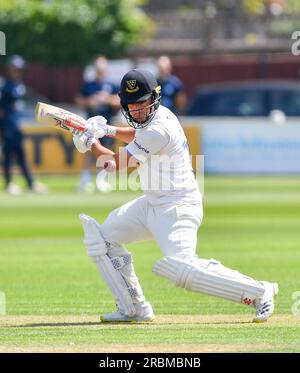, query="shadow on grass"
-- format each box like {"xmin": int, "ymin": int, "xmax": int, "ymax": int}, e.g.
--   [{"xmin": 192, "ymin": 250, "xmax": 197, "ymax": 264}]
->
[
  {"xmin": 12, "ymin": 320, "xmax": 253, "ymax": 328},
  {"xmin": 14, "ymin": 321, "xmax": 103, "ymax": 328}
]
